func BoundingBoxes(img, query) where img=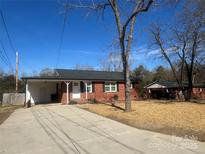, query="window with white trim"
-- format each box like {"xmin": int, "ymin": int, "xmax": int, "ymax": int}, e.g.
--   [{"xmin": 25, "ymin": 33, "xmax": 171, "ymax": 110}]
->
[
  {"xmin": 104, "ymin": 82, "xmax": 117, "ymax": 92},
  {"xmin": 87, "ymin": 82, "xmax": 92, "ymax": 93}
]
